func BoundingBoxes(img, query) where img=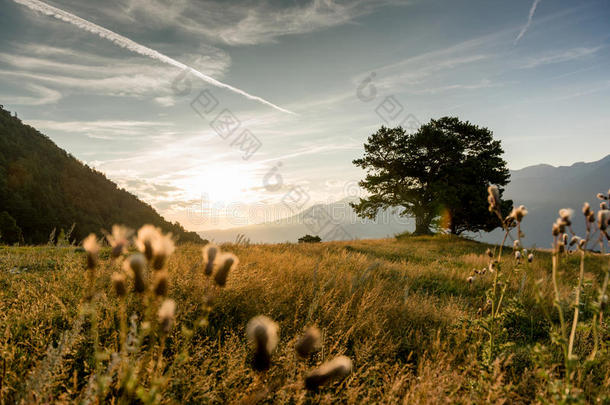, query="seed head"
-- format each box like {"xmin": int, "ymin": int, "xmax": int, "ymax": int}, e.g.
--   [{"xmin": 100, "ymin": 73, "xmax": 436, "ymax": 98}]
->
[
  {"xmin": 135, "ymin": 225, "xmax": 159, "ymax": 261},
  {"xmin": 158, "ymin": 299, "xmax": 176, "ymax": 333},
  {"xmin": 598, "ymin": 210, "xmax": 610, "ymax": 231},
  {"xmin": 527, "ymin": 253, "xmax": 534, "ymax": 263},
  {"xmin": 486, "ymin": 248, "xmax": 493, "ymax": 258},
  {"xmin": 509, "ymin": 205, "xmax": 528, "ymax": 222},
  {"xmin": 513, "ymin": 240, "xmax": 520, "ymax": 249},
  {"xmin": 106, "ymin": 225, "xmax": 132, "ymax": 258},
  {"xmin": 246, "ymin": 315, "xmax": 279, "ymax": 371},
  {"xmin": 202, "ymin": 244, "xmax": 219, "ymax": 276},
  {"xmin": 295, "ymin": 327, "xmax": 322, "ymax": 358},
  {"xmin": 214, "ymin": 253, "xmax": 238, "ymax": 287},
  {"xmin": 582, "ymin": 202, "xmax": 592, "ymax": 217},
  {"xmin": 153, "ymin": 270, "xmax": 169, "ymax": 297},
  {"xmin": 601, "ymin": 202, "xmax": 608, "ymax": 210},
  {"xmin": 111, "ymin": 272, "xmax": 127, "ymax": 297},
  {"xmin": 151, "ymin": 232, "xmax": 175, "ymax": 270},
  {"xmin": 515, "ymin": 251, "xmax": 522, "ymax": 260},
  {"xmin": 487, "ymin": 185, "xmax": 501, "ymax": 212},
  {"xmin": 597, "ymin": 193, "xmax": 608, "ymax": 200},
  {"xmin": 83, "ymin": 234, "xmax": 99, "ymax": 270},
  {"xmin": 304, "ymin": 355, "xmax": 353, "ymax": 390},
  {"xmin": 559, "ymin": 209, "xmax": 574, "ymax": 226},
  {"xmin": 467, "ymin": 276, "xmax": 475, "ymax": 283},
  {"xmin": 123, "ymin": 254, "xmax": 147, "ymax": 293}
]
